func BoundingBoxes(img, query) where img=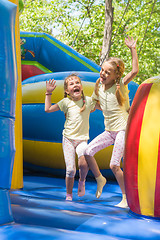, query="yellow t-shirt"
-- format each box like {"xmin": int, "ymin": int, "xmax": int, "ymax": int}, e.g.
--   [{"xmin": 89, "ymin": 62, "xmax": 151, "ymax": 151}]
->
[
  {"xmin": 92, "ymin": 80, "xmax": 130, "ymax": 131},
  {"xmin": 57, "ymin": 96, "xmax": 96, "ymax": 140}
]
